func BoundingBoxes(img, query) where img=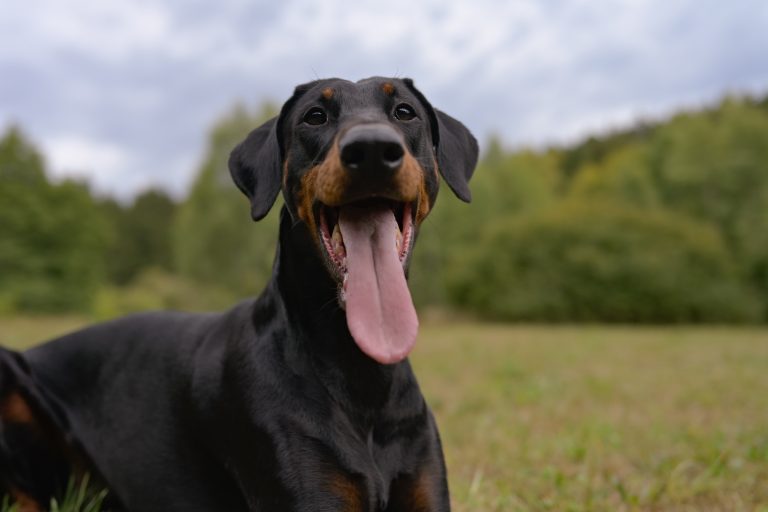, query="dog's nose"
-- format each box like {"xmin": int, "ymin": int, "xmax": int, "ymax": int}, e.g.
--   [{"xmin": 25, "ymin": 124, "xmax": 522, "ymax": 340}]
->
[{"xmin": 339, "ymin": 124, "xmax": 405, "ymax": 173}]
